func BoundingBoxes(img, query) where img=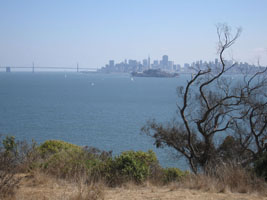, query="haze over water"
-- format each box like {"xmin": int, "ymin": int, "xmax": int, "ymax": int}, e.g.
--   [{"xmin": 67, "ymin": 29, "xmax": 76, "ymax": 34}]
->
[{"xmin": 0, "ymin": 72, "xmax": 189, "ymax": 169}]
